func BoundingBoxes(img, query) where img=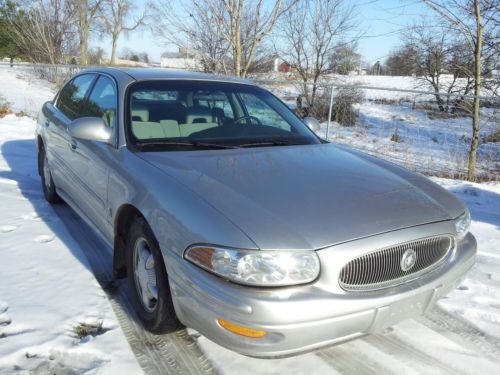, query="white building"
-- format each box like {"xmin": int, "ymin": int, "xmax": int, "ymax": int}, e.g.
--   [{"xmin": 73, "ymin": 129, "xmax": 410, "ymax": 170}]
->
[{"xmin": 160, "ymin": 49, "xmax": 200, "ymax": 71}]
